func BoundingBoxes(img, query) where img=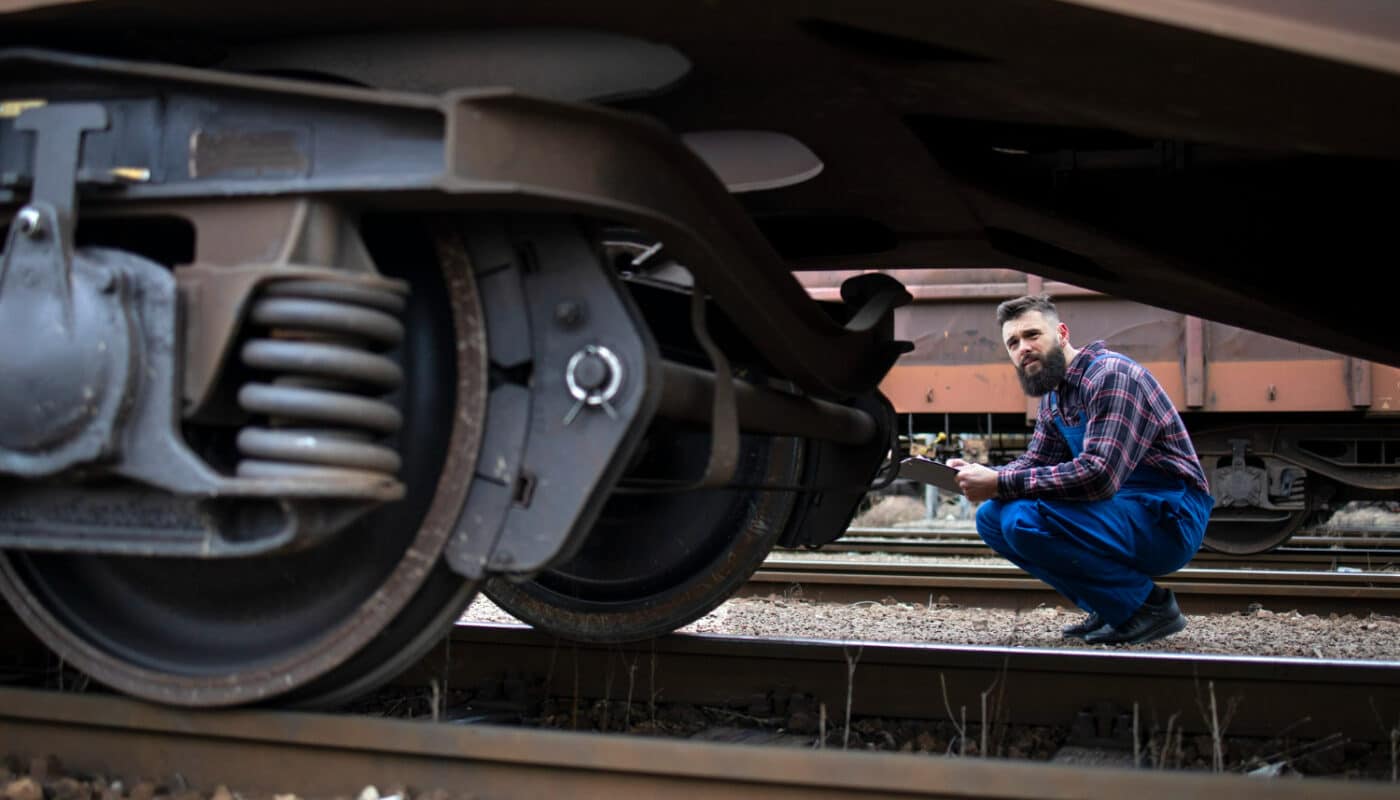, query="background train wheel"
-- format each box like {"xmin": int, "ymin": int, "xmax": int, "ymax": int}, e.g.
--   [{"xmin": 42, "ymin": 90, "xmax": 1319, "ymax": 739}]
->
[
  {"xmin": 483, "ymin": 423, "xmax": 803, "ymax": 643},
  {"xmin": 0, "ymin": 217, "xmax": 486, "ymax": 708},
  {"xmin": 1201, "ymin": 508, "xmax": 1312, "ymax": 555}
]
